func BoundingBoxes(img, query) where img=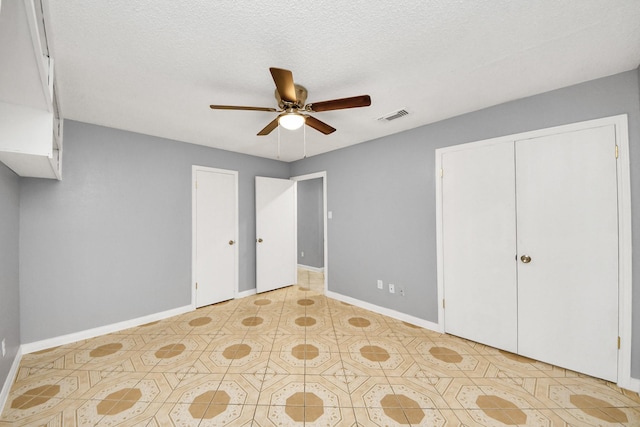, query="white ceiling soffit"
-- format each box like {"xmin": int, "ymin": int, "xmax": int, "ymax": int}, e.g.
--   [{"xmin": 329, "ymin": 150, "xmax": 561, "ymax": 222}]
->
[{"xmin": 44, "ymin": 1, "xmax": 640, "ymax": 162}]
